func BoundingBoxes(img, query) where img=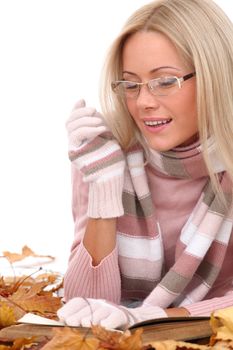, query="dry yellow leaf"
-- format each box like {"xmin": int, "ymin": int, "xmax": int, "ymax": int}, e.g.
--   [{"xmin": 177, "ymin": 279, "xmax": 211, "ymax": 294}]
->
[
  {"xmin": 114, "ymin": 328, "xmax": 143, "ymax": 350},
  {"xmin": 41, "ymin": 327, "xmax": 99, "ymax": 350},
  {"xmin": 92, "ymin": 325, "xmax": 143, "ymax": 350},
  {"xmin": 9, "ymin": 284, "xmax": 62, "ymax": 318},
  {"xmin": 210, "ymin": 306, "xmax": 233, "ymax": 345},
  {"xmin": 3, "ymin": 245, "xmax": 54, "ymax": 263},
  {"xmin": 0, "ymin": 303, "xmax": 16, "ymax": 327}
]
